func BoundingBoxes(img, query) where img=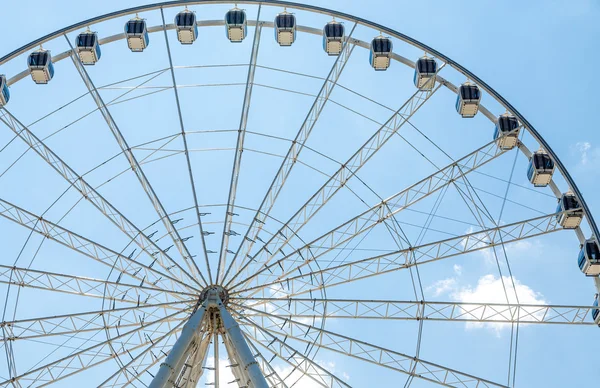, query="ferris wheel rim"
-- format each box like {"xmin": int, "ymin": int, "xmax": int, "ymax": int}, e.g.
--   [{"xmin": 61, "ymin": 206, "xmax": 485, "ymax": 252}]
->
[
  {"xmin": 0, "ymin": 0, "xmax": 595, "ymax": 243},
  {"xmin": 0, "ymin": 2, "xmax": 597, "ymax": 387}
]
